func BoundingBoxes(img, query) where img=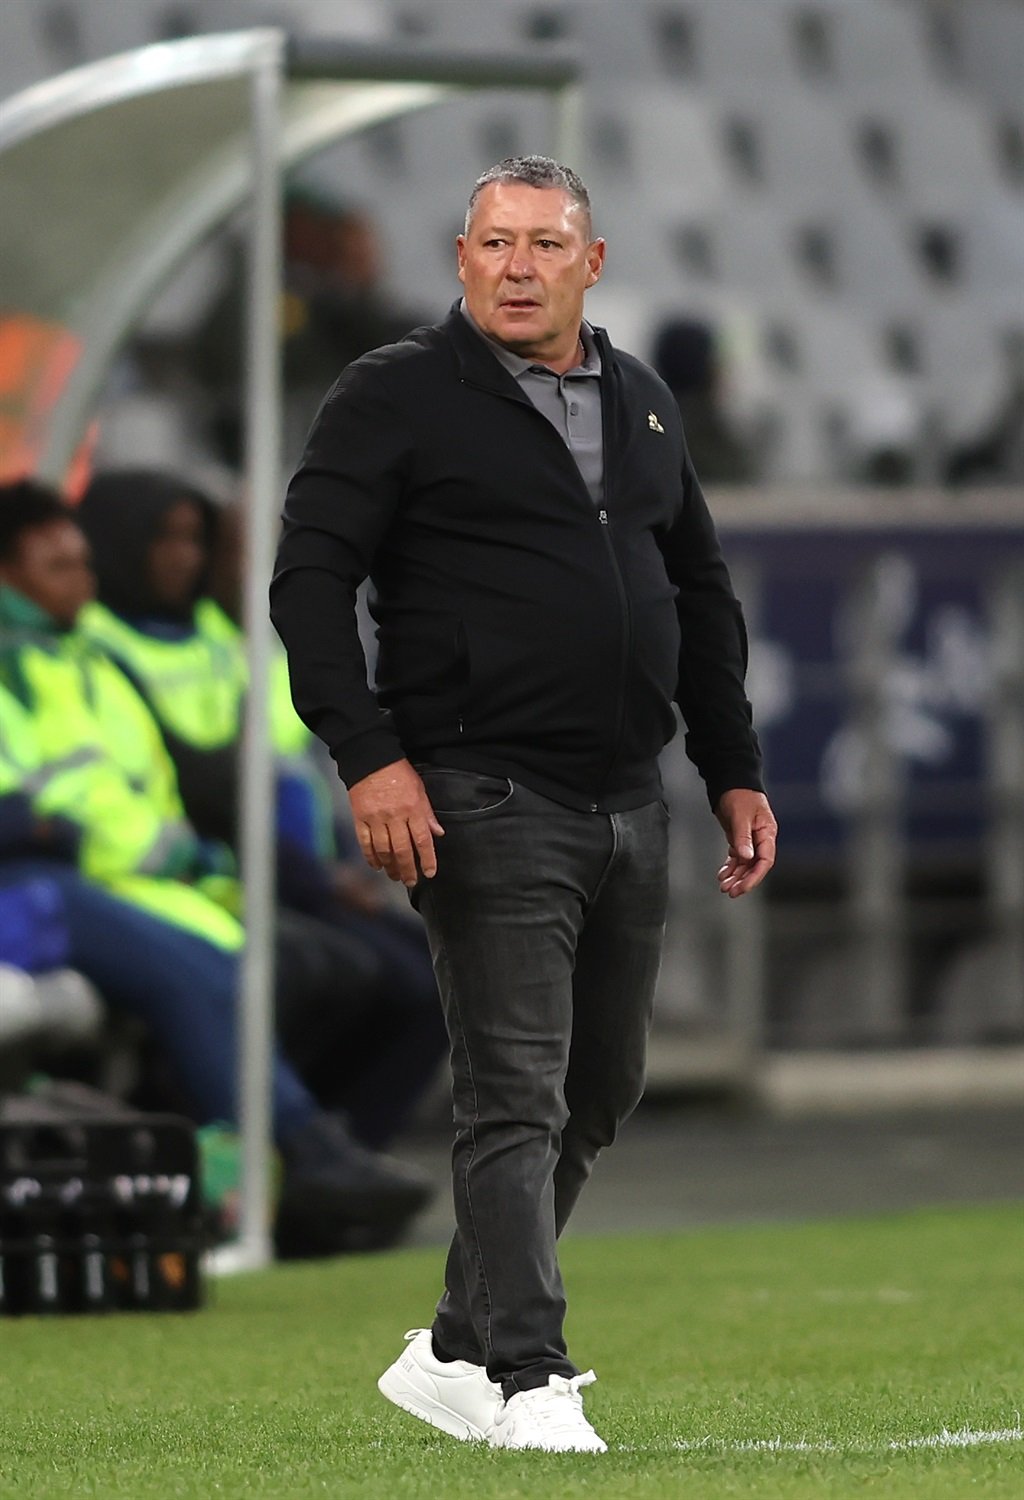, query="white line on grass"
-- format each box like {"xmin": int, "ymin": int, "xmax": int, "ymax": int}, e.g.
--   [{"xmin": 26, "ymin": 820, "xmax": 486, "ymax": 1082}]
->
[
  {"xmin": 618, "ymin": 1422, "xmax": 1023, "ymax": 1456},
  {"xmin": 667, "ymin": 1438, "xmax": 842, "ymax": 1454},
  {"xmin": 890, "ymin": 1424, "xmax": 1023, "ymax": 1451}
]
